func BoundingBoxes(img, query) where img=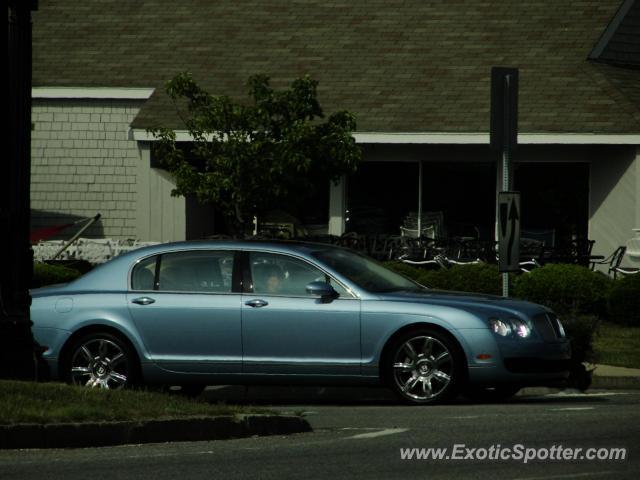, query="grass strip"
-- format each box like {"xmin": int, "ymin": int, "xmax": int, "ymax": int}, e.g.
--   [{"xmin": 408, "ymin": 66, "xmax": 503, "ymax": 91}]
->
[
  {"xmin": 0, "ymin": 380, "xmax": 268, "ymax": 425},
  {"xmin": 594, "ymin": 323, "xmax": 640, "ymax": 369}
]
